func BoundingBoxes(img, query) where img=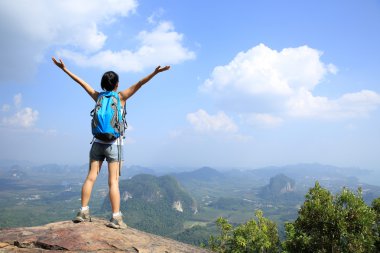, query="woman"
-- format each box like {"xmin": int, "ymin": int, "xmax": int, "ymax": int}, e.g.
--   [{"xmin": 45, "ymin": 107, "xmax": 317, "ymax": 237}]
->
[{"xmin": 52, "ymin": 57, "xmax": 170, "ymax": 229}]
